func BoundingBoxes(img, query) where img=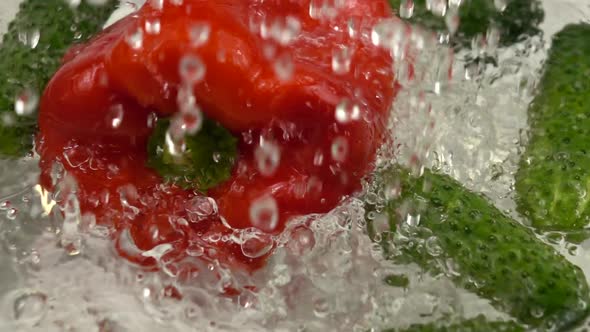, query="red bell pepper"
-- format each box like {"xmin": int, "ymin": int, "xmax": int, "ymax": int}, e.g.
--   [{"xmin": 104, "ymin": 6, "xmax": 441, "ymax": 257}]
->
[{"xmin": 36, "ymin": 0, "xmax": 398, "ymax": 273}]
